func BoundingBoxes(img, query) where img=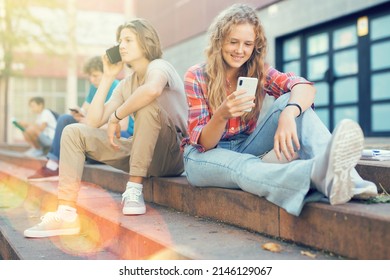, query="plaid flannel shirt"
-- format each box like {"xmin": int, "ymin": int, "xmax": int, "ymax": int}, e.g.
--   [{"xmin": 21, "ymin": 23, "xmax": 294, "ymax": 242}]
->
[{"xmin": 181, "ymin": 63, "xmax": 312, "ymax": 152}]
